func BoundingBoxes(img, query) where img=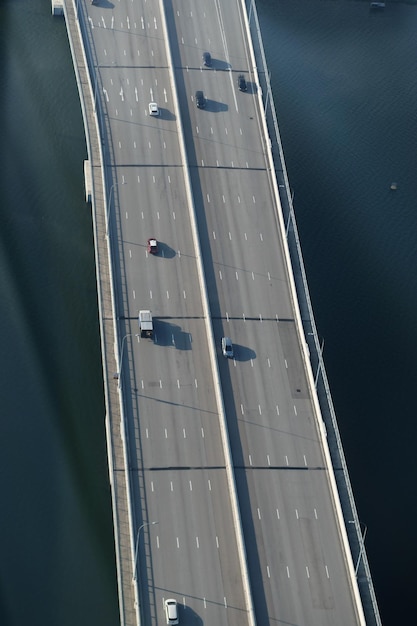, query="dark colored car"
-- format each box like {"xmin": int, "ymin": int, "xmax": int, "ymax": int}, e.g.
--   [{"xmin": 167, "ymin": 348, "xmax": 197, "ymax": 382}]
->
[
  {"xmin": 202, "ymin": 52, "xmax": 212, "ymax": 67},
  {"xmin": 238, "ymin": 74, "xmax": 247, "ymax": 92},
  {"xmin": 195, "ymin": 90, "xmax": 206, "ymax": 109}
]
